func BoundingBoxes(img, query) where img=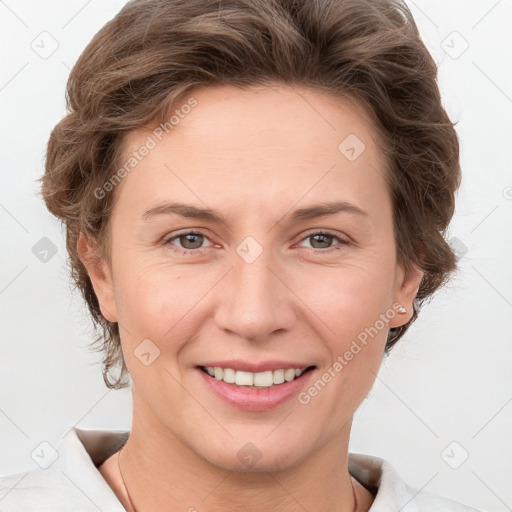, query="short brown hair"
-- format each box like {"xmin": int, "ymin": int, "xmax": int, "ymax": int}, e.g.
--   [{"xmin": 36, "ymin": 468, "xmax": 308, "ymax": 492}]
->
[{"xmin": 39, "ymin": 0, "xmax": 461, "ymax": 389}]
